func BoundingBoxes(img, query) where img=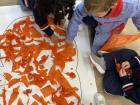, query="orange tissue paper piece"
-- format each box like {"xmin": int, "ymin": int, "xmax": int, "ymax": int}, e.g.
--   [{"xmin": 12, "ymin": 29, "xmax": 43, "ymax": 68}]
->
[
  {"xmin": 101, "ymin": 34, "xmax": 140, "ymax": 51},
  {"xmin": 41, "ymin": 86, "xmax": 55, "ymax": 97},
  {"xmin": 17, "ymin": 98, "xmax": 24, "ymax": 105},
  {"xmin": 32, "ymin": 94, "xmax": 48, "ymax": 105},
  {"xmin": 65, "ymin": 72, "xmax": 76, "ymax": 79},
  {"xmin": 8, "ymin": 86, "xmax": 19, "ymax": 105},
  {"xmin": 3, "ymin": 73, "xmax": 12, "ymax": 81},
  {"xmin": 31, "ymin": 101, "xmax": 39, "ymax": 105}
]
